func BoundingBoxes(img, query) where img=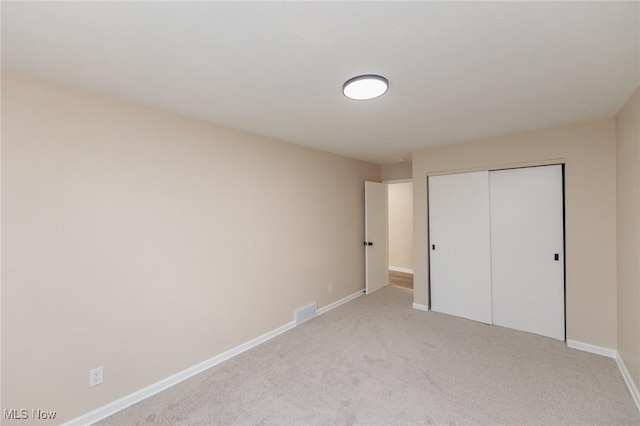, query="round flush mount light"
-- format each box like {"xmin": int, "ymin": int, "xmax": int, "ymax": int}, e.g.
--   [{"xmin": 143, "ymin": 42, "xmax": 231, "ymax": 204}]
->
[{"xmin": 342, "ymin": 74, "xmax": 388, "ymax": 100}]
